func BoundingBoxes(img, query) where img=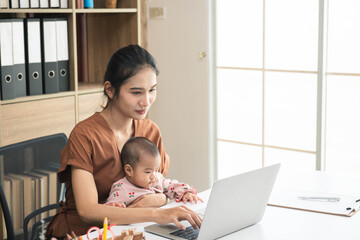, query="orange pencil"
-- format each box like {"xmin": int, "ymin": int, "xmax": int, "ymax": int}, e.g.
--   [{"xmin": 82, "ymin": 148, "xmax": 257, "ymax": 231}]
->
[{"xmin": 102, "ymin": 217, "xmax": 108, "ymax": 240}]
